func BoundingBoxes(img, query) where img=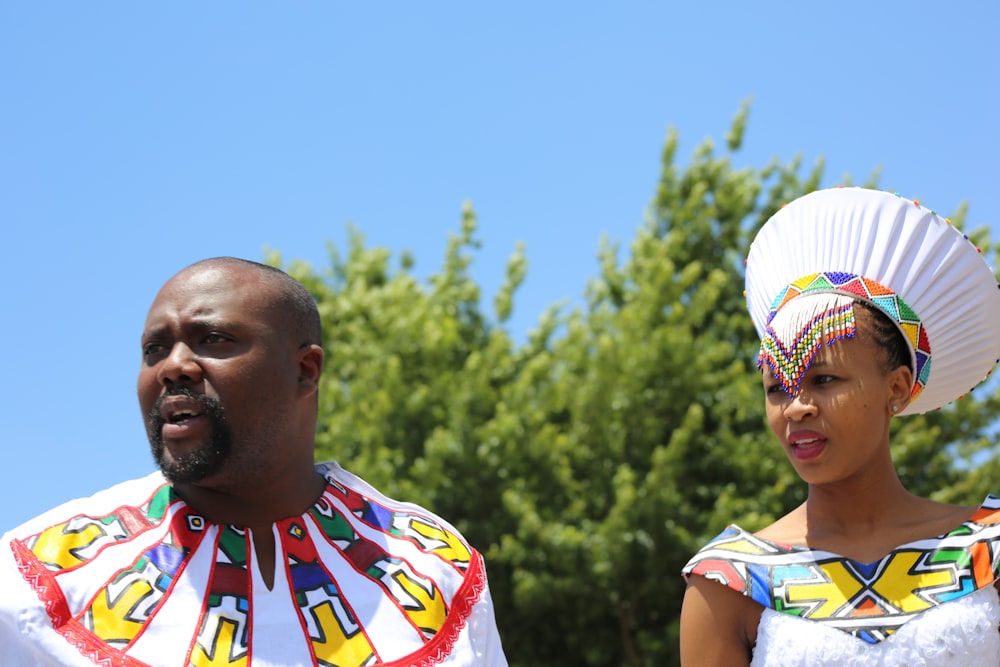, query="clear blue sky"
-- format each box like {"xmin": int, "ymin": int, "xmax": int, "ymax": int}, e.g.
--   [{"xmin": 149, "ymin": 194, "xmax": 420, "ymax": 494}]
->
[{"xmin": 2, "ymin": 2, "xmax": 997, "ymax": 533}]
